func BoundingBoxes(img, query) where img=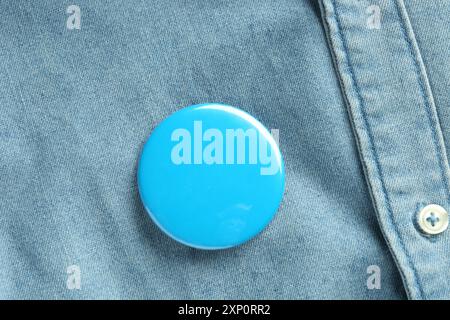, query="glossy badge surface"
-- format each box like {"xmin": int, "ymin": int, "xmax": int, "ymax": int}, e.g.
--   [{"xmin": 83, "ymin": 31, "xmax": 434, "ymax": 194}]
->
[{"xmin": 137, "ymin": 104, "xmax": 284, "ymax": 249}]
